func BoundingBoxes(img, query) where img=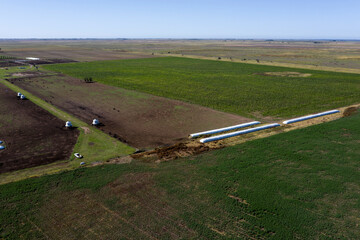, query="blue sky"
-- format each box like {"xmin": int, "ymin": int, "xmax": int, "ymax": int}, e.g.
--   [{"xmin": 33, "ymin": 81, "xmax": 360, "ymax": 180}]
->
[{"xmin": 1, "ymin": 0, "xmax": 359, "ymax": 39}]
